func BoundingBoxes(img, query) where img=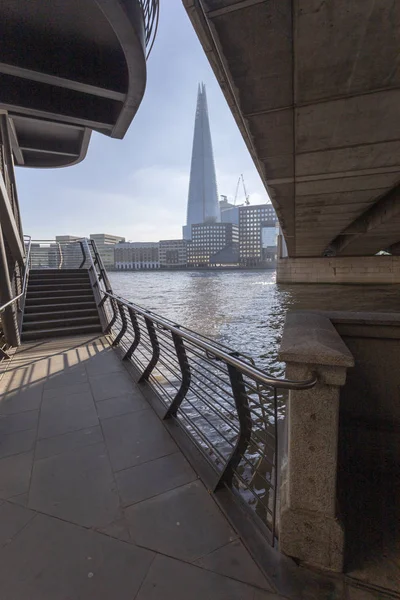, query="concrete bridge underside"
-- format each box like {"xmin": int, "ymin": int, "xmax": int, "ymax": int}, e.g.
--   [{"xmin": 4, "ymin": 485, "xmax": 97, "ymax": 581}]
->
[{"xmin": 183, "ymin": 0, "xmax": 400, "ymax": 258}]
